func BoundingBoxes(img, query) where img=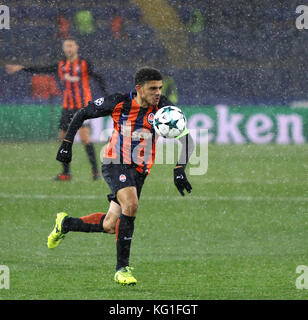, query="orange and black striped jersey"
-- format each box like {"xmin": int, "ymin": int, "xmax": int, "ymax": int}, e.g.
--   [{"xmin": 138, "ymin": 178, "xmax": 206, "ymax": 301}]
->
[
  {"xmin": 24, "ymin": 58, "xmax": 107, "ymax": 110},
  {"xmin": 65, "ymin": 92, "xmax": 173, "ymax": 174}
]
